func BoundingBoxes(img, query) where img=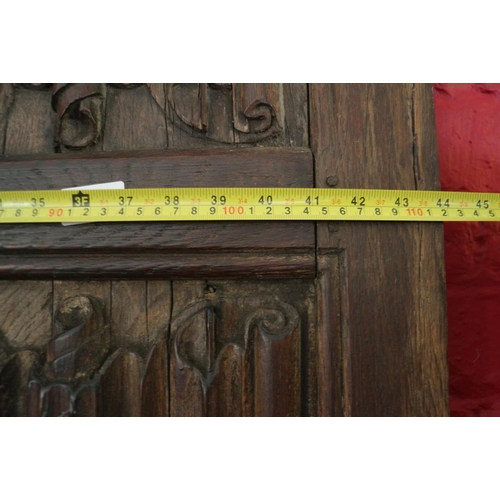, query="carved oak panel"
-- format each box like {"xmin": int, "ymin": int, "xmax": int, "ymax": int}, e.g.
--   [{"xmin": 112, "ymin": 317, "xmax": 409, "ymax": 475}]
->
[
  {"xmin": 0, "ymin": 83, "xmax": 448, "ymax": 416},
  {"xmin": 0, "ymin": 280, "xmax": 320, "ymax": 417},
  {"xmin": 1, "ymin": 83, "xmax": 297, "ymax": 151},
  {"xmin": 169, "ymin": 281, "xmax": 312, "ymax": 417}
]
